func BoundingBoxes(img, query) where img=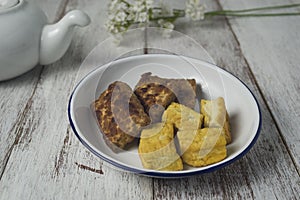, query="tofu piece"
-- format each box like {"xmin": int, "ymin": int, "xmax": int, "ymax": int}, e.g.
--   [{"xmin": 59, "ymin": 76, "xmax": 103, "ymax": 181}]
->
[
  {"xmin": 162, "ymin": 102, "xmax": 203, "ymax": 130},
  {"xmin": 177, "ymin": 128, "xmax": 227, "ymax": 167},
  {"xmin": 201, "ymin": 97, "xmax": 231, "ymax": 144},
  {"xmin": 93, "ymin": 81, "xmax": 151, "ymax": 151},
  {"xmin": 138, "ymin": 123, "xmax": 183, "ymax": 171}
]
